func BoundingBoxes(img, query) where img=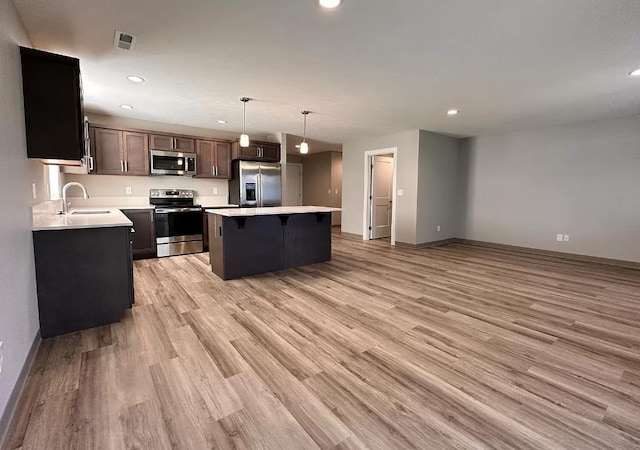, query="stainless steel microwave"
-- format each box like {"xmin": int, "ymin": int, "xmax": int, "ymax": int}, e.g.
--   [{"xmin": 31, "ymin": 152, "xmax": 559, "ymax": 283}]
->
[{"xmin": 150, "ymin": 149, "xmax": 197, "ymax": 176}]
